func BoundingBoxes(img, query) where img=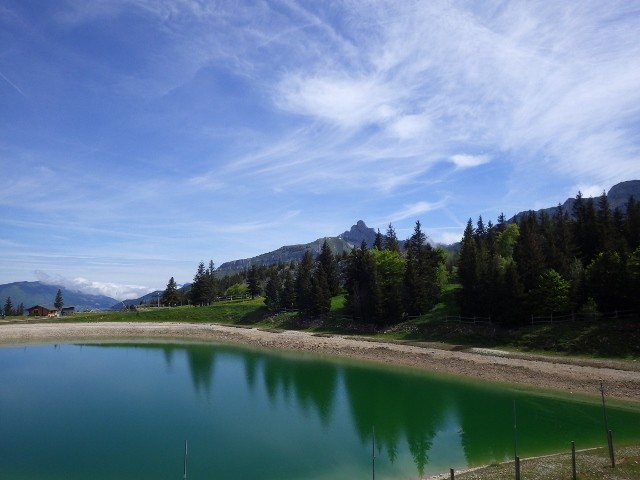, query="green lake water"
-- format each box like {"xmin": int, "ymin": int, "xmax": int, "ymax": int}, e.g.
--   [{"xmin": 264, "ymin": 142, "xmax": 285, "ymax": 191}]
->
[{"xmin": 0, "ymin": 342, "xmax": 638, "ymax": 479}]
